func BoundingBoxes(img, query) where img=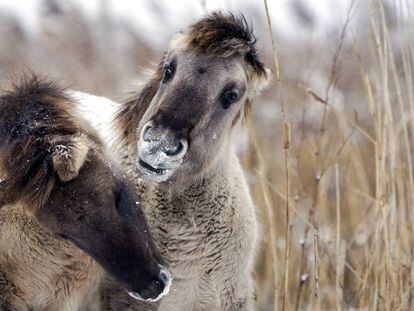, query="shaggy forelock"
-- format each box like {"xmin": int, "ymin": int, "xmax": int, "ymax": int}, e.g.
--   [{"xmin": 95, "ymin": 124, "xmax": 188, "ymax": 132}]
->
[
  {"xmin": 187, "ymin": 11, "xmax": 266, "ymax": 76},
  {"xmin": 0, "ymin": 76, "xmax": 97, "ymax": 208},
  {"xmin": 0, "ymin": 76, "xmax": 75, "ymax": 206}
]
